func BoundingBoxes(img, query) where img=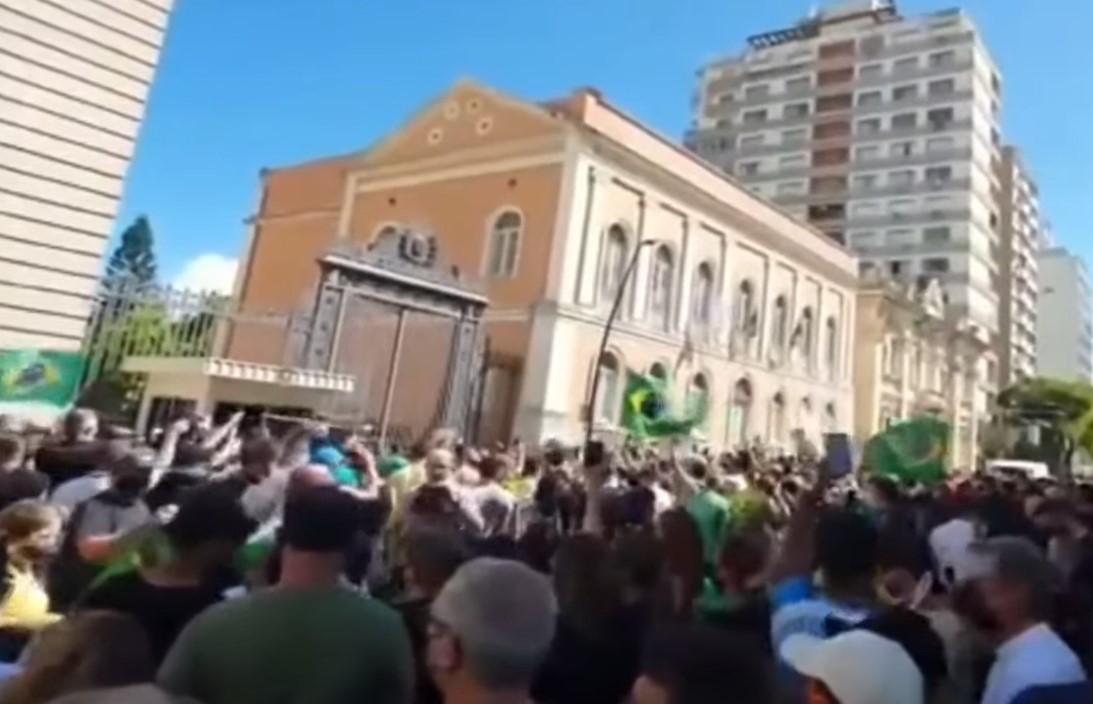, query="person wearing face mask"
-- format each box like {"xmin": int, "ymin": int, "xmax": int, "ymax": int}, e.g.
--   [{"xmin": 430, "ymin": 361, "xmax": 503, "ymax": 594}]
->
[
  {"xmin": 953, "ymin": 537, "xmax": 1089, "ymax": 704},
  {"xmin": 48, "ymin": 453, "xmax": 157, "ymax": 611},
  {"xmin": 0, "ymin": 500, "xmax": 62, "ymax": 661}
]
